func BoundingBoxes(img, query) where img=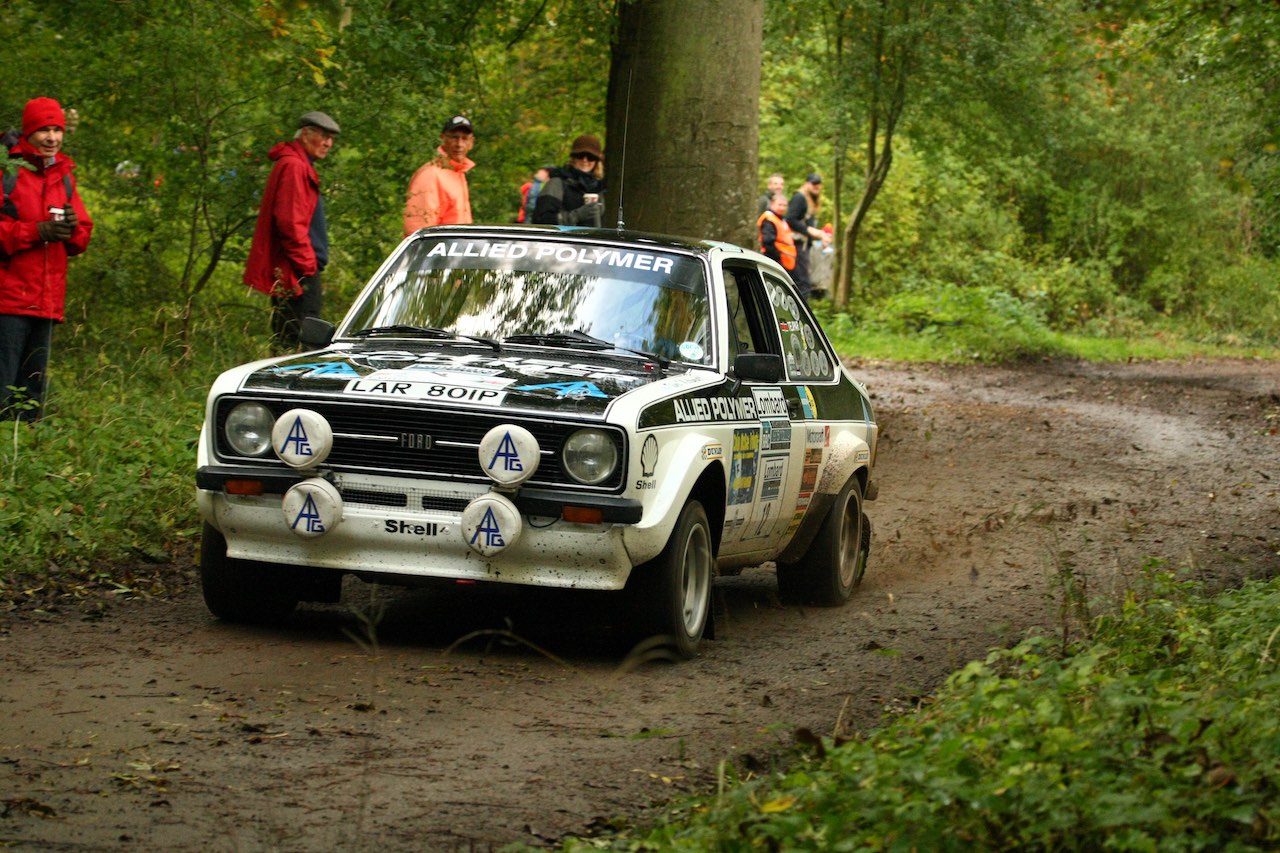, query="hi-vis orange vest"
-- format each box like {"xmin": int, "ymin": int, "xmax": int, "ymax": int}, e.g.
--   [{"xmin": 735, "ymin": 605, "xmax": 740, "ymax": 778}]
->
[{"xmin": 757, "ymin": 210, "xmax": 796, "ymax": 270}]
